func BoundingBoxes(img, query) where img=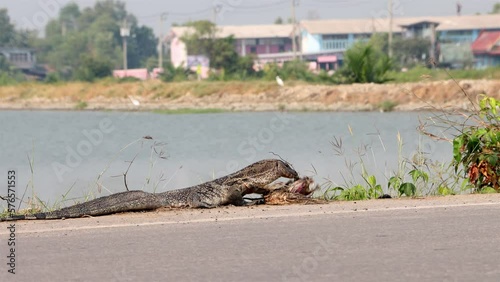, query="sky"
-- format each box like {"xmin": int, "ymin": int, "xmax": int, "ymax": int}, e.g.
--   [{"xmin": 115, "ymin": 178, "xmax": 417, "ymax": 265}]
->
[{"xmin": 1, "ymin": 0, "xmax": 499, "ymax": 36}]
